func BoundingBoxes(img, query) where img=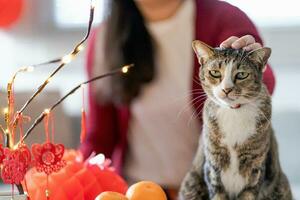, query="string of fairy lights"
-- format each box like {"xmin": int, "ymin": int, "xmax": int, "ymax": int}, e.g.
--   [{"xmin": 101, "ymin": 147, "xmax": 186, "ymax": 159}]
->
[
  {"xmin": 0, "ymin": 0, "xmax": 96, "ymax": 149},
  {"xmin": 0, "ymin": 0, "xmax": 133, "ymax": 150},
  {"xmin": 19, "ymin": 64, "xmax": 133, "ymax": 144}
]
